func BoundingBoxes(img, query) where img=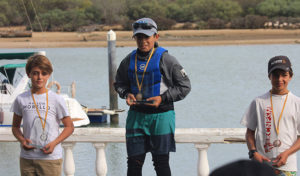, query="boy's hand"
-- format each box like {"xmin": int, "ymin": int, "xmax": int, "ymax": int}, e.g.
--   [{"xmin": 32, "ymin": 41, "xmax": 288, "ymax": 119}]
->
[
  {"xmin": 145, "ymin": 96, "xmax": 162, "ymax": 108},
  {"xmin": 42, "ymin": 141, "xmax": 56, "ymax": 154},
  {"xmin": 126, "ymin": 93, "xmax": 136, "ymax": 106},
  {"xmin": 22, "ymin": 139, "xmax": 35, "ymax": 150},
  {"xmin": 273, "ymin": 151, "xmax": 289, "ymax": 167},
  {"xmin": 253, "ymin": 152, "xmax": 271, "ymax": 163}
]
